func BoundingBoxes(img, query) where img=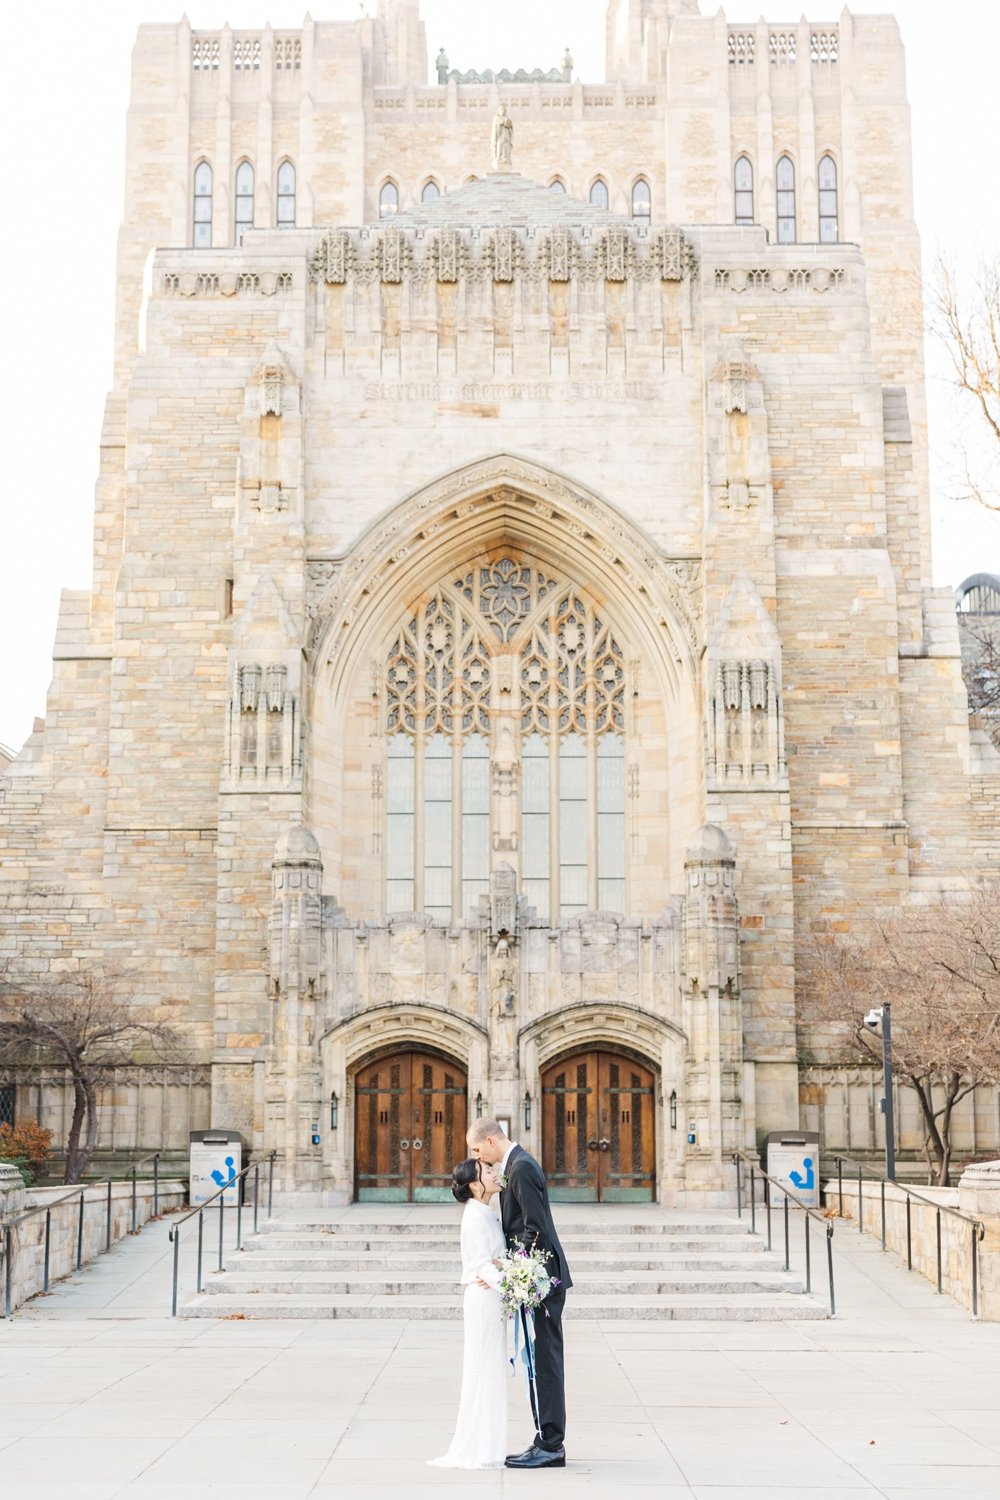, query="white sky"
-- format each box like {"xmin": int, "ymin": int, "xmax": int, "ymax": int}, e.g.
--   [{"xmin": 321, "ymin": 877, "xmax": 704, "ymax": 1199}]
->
[{"xmin": 1, "ymin": 0, "xmax": 998, "ymax": 754}]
